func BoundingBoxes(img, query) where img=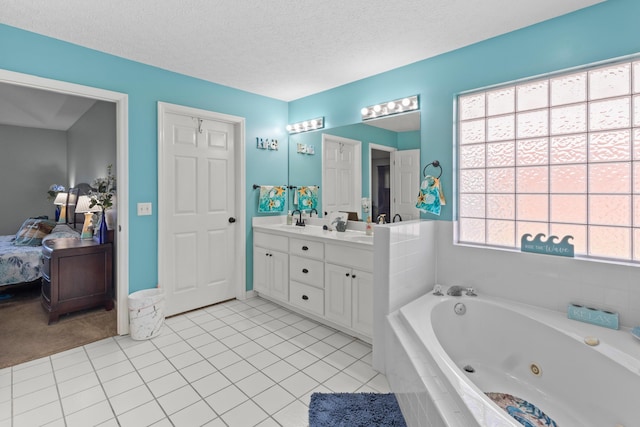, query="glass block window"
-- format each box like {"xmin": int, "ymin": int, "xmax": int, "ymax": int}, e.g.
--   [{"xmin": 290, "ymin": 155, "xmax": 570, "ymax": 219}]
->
[{"xmin": 457, "ymin": 59, "xmax": 640, "ymax": 262}]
